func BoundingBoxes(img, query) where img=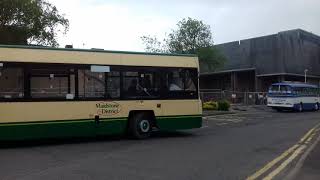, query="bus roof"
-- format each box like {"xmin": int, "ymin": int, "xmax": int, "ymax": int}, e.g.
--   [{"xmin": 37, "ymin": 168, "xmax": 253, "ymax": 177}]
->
[
  {"xmin": 0, "ymin": 44, "xmax": 199, "ymax": 68},
  {"xmin": 0, "ymin": 44, "xmax": 196, "ymax": 57},
  {"xmin": 271, "ymin": 82, "xmax": 318, "ymax": 88}
]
